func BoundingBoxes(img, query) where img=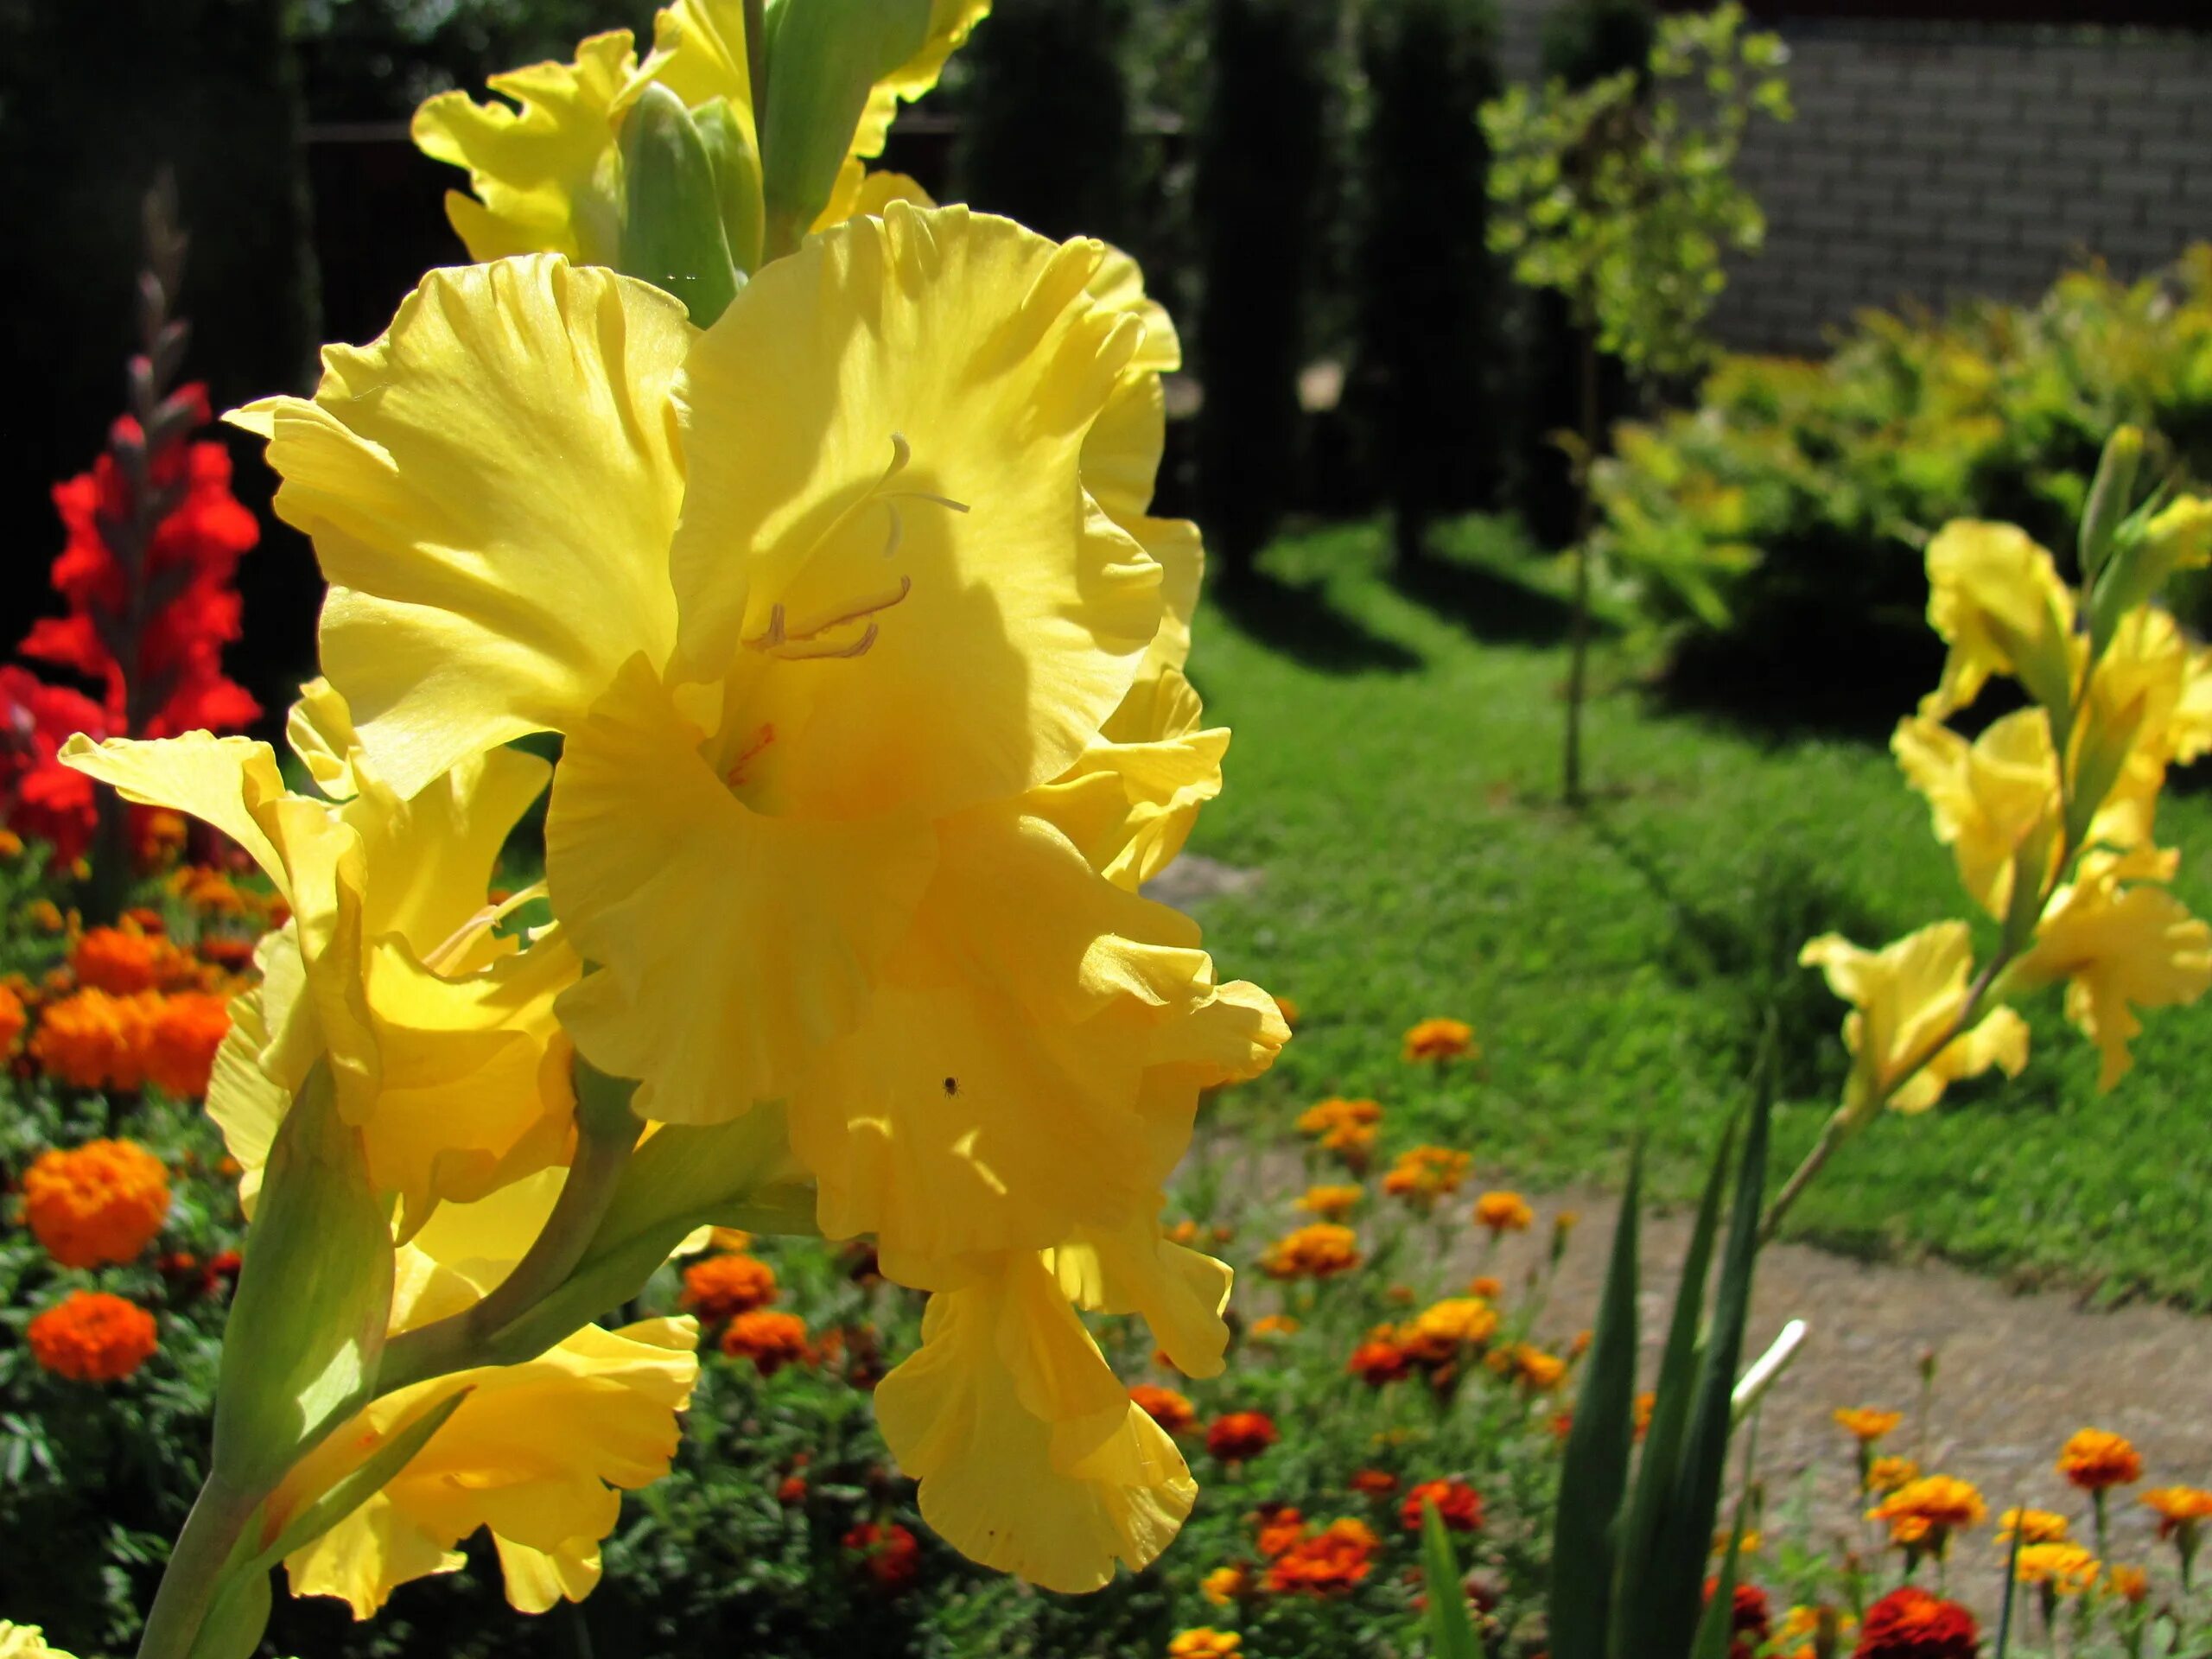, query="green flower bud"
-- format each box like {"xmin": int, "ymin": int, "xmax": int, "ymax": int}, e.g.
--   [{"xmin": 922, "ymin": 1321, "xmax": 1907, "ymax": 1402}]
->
[
  {"xmin": 2090, "ymin": 492, "xmax": 2212, "ymax": 656},
  {"xmin": 759, "ymin": 0, "xmax": 931, "ymax": 256},
  {"xmin": 694, "ymin": 96, "xmax": 766, "ymax": 275},
  {"xmin": 2077, "ymin": 424, "xmax": 2143, "ymax": 584},
  {"xmin": 619, "ymin": 83, "xmax": 744, "ymax": 326}
]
